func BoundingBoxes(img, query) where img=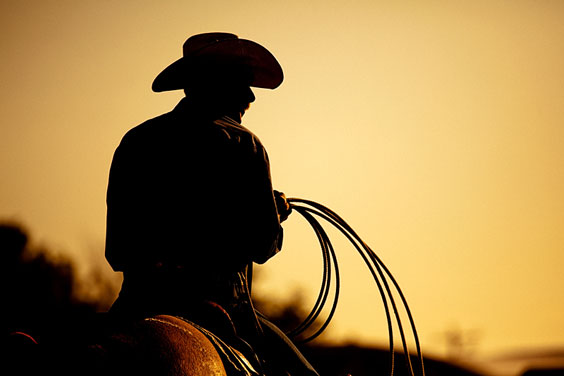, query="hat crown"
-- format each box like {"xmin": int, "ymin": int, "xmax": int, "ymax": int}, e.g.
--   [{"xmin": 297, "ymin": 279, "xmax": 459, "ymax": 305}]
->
[{"xmin": 183, "ymin": 32, "xmax": 238, "ymax": 56}]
